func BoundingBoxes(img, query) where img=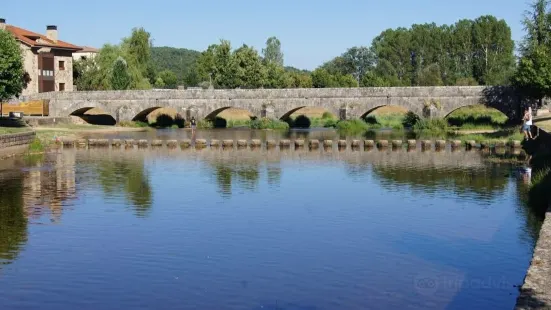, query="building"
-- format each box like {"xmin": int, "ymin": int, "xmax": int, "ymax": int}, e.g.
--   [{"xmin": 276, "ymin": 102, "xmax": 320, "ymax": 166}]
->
[
  {"xmin": 73, "ymin": 46, "xmax": 99, "ymax": 61},
  {"xmin": 0, "ymin": 18, "xmax": 82, "ymax": 95}
]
